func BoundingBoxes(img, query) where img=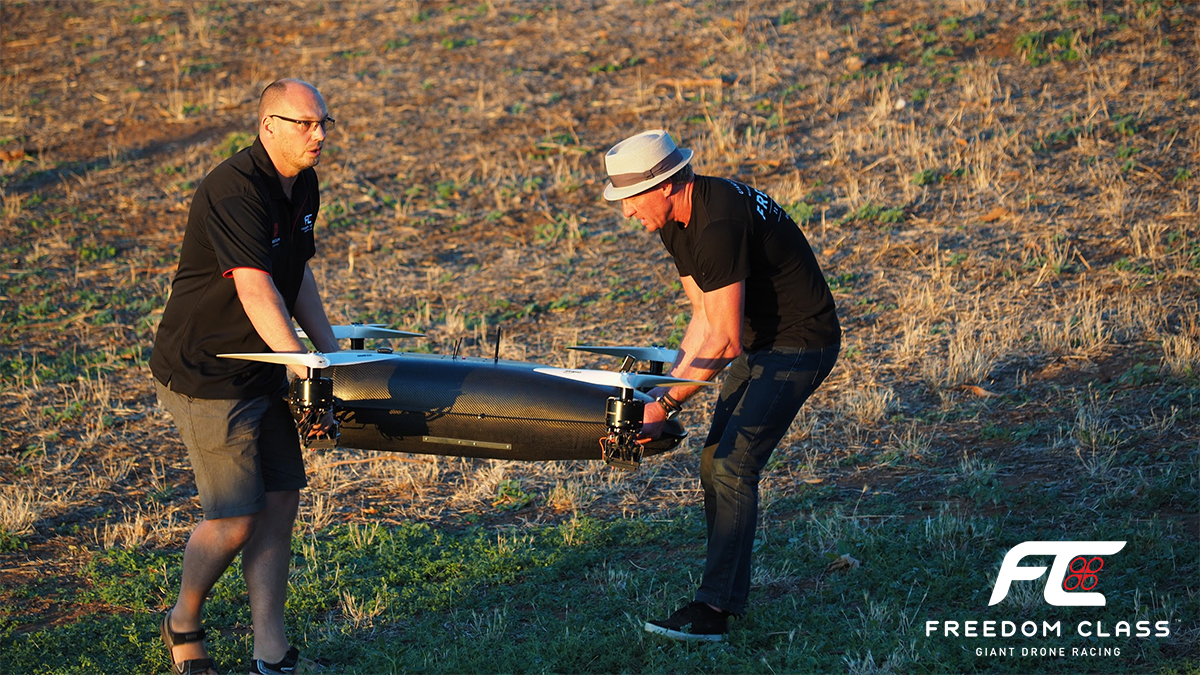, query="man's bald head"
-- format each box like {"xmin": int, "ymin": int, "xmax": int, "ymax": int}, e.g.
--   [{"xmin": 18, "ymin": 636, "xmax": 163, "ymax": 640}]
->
[
  {"xmin": 257, "ymin": 78, "xmax": 329, "ymax": 178},
  {"xmin": 258, "ymin": 78, "xmax": 321, "ymax": 122}
]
